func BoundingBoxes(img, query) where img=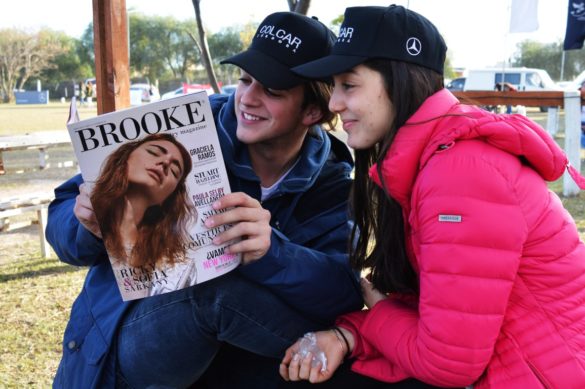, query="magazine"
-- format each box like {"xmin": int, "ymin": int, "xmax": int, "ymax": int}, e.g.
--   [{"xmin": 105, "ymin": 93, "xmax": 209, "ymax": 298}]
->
[{"xmin": 66, "ymin": 92, "xmax": 241, "ymax": 300}]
